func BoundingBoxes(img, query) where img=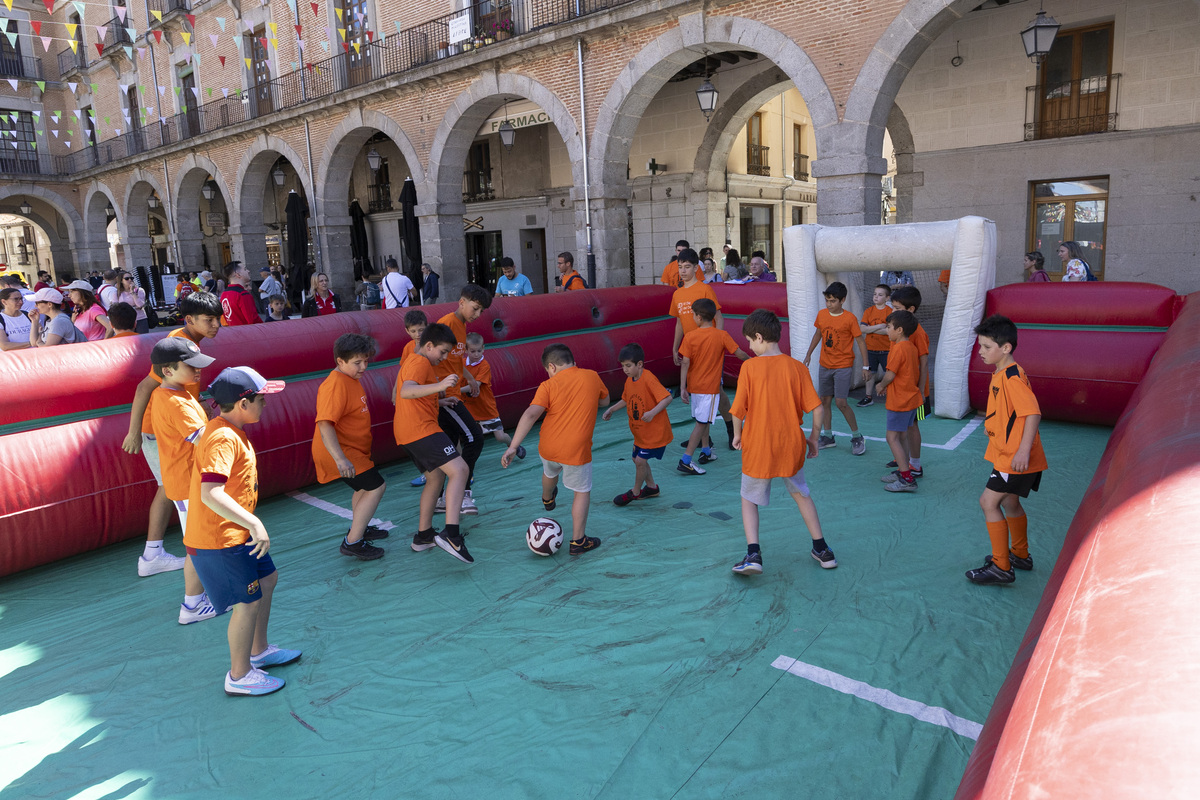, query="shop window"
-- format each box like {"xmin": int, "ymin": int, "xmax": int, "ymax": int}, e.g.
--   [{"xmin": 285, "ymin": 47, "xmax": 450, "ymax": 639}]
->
[{"xmin": 1029, "ymin": 177, "xmax": 1108, "ymax": 279}]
